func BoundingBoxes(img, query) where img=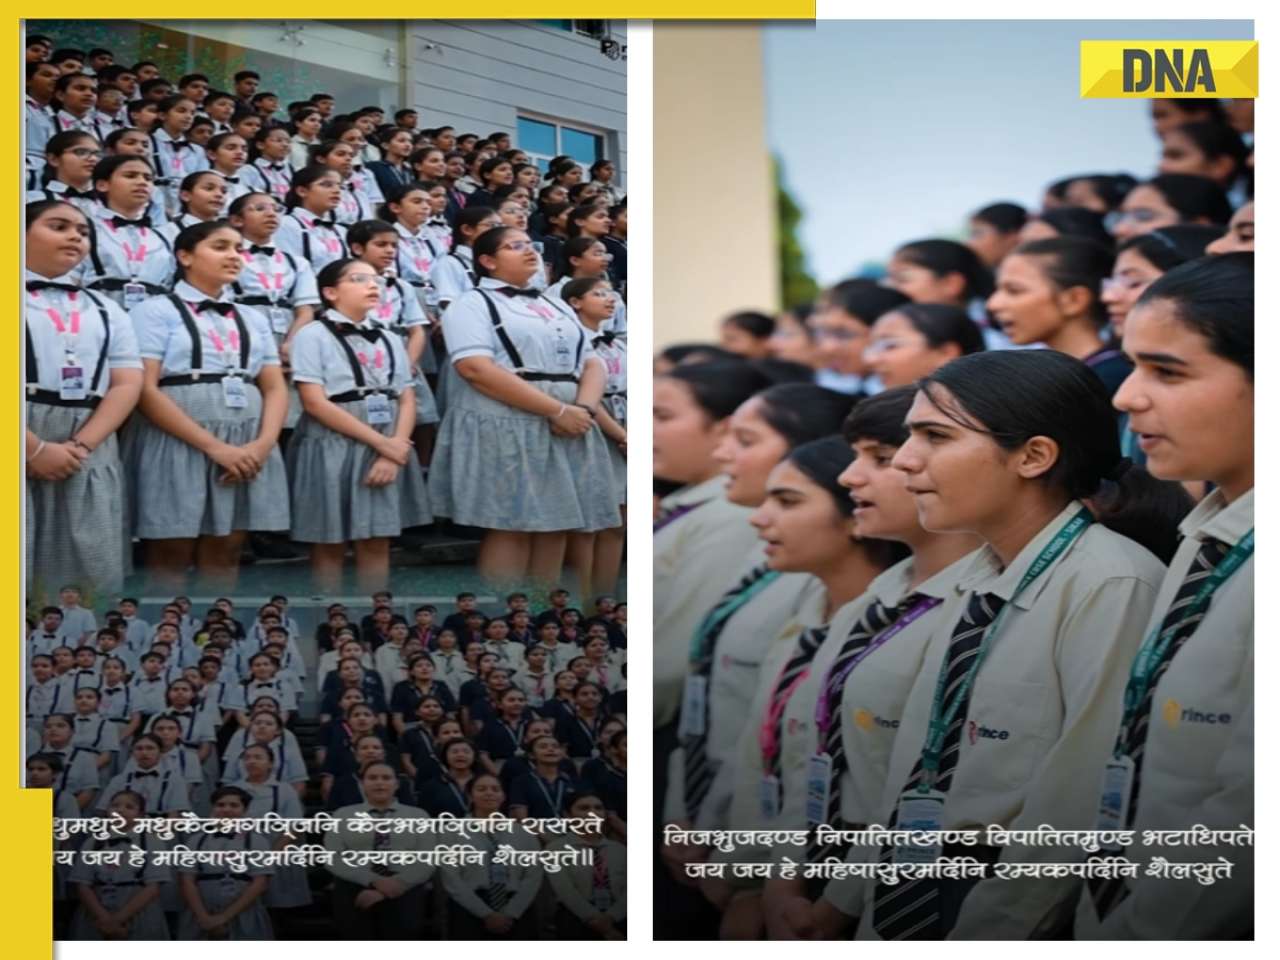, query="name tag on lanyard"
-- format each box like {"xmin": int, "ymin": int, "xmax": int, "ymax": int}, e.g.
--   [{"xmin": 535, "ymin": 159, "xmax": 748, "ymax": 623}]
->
[
  {"xmin": 366, "ymin": 392, "xmax": 393, "ymax": 424},
  {"xmin": 123, "ymin": 282, "xmax": 148, "ymax": 310},
  {"xmin": 44, "ymin": 295, "xmax": 88, "ymax": 399},
  {"xmin": 268, "ymin": 307, "xmax": 291, "ymax": 334},
  {"xmin": 760, "ymin": 774, "xmax": 781, "ymax": 818},
  {"xmin": 805, "ymin": 753, "xmax": 833, "ymax": 825},
  {"xmin": 678, "ymin": 676, "xmax": 707, "ymax": 738},
  {"xmin": 222, "ymin": 375, "xmax": 248, "ymax": 408},
  {"xmin": 1095, "ymin": 754, "xmax": 1135, "ymax": 839},
  {"xmin": 894, "ymin": 788, "xmax": 947, "ymax": 864}
]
